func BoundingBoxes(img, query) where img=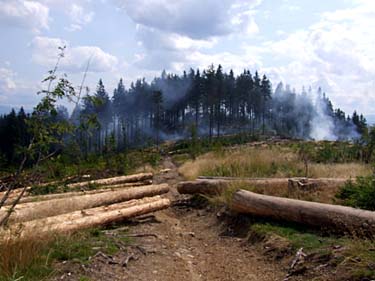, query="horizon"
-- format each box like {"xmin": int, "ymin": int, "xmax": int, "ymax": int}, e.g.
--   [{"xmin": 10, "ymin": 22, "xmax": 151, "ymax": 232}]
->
[{"xmin": 0, "ymin": 0, "xmax": 374, "ymax": 117}]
